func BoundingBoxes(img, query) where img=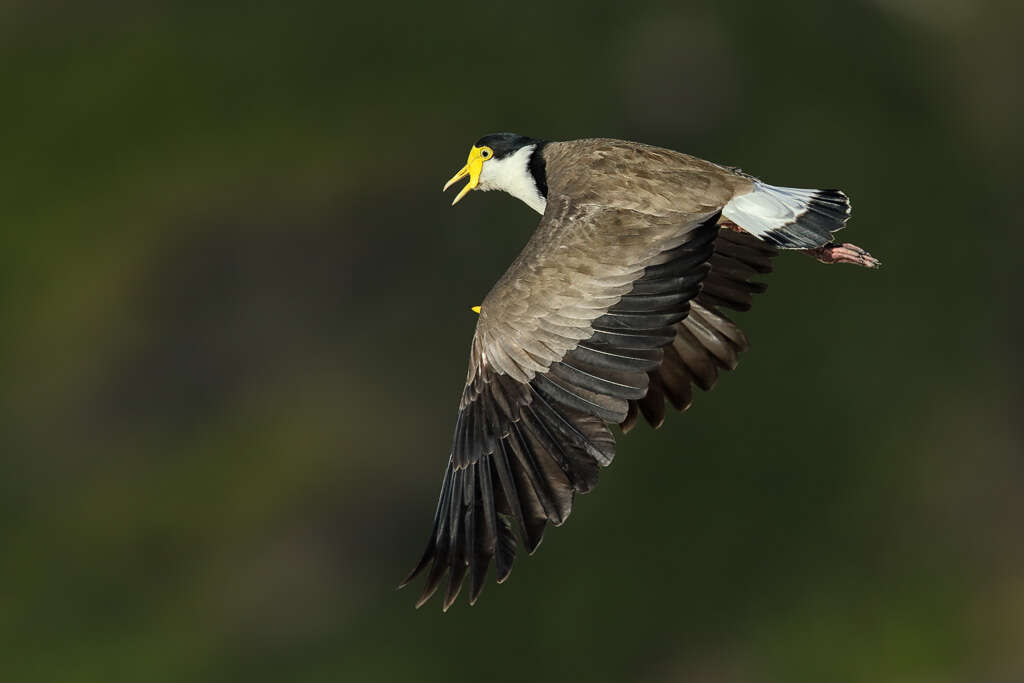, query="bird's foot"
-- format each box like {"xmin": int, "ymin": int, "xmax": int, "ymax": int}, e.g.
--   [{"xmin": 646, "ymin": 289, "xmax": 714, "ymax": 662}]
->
[{"xmin": 804, "ymin": 242, "xmax": 881, "ymax": 268}]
